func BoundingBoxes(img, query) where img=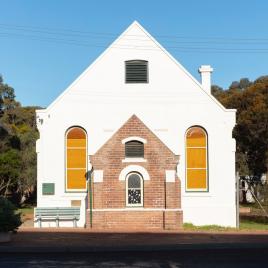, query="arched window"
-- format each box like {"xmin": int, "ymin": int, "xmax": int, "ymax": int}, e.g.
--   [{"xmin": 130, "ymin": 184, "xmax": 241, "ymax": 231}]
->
[
  {"xmin": 186, "ymin": 127, "xmax": 208, "ymax": 191},
  {"xmin": 126, "ymin": 172, "xmax": 143, "ymax": 206},
  {"xmin": 125, "ymin": 140, "xmax": 144, "ymax": 158},
  {"xmin": 66, "ymin": 127, "xmax": 87, "ymax": 191}
]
